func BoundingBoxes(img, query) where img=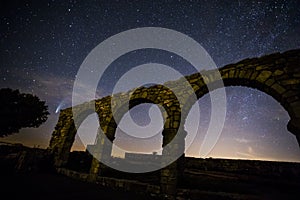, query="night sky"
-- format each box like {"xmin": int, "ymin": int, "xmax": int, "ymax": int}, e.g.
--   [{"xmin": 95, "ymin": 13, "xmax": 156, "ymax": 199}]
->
[{"xmin": 1, "ymin": 0, "xmax": 300, "ymax": 162}]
